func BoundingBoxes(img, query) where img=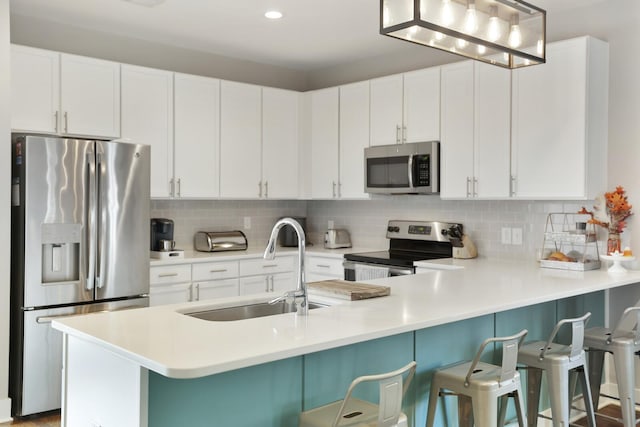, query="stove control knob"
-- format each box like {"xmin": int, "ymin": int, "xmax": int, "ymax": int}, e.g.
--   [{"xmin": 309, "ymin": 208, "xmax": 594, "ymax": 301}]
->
[{"xmin": 387, "ymin": 226, "xmax": 400, "ymax": 233}]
